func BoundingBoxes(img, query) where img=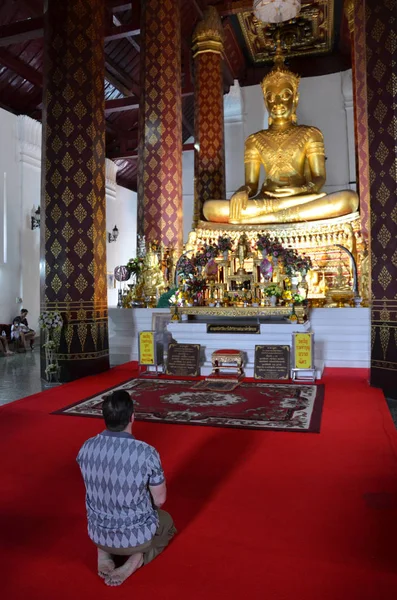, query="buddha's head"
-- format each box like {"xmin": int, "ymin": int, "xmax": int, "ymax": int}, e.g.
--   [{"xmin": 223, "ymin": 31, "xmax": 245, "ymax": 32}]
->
[{"xmin": 261, "ymin": 42, "xmax": 300, "ymax": 126}]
